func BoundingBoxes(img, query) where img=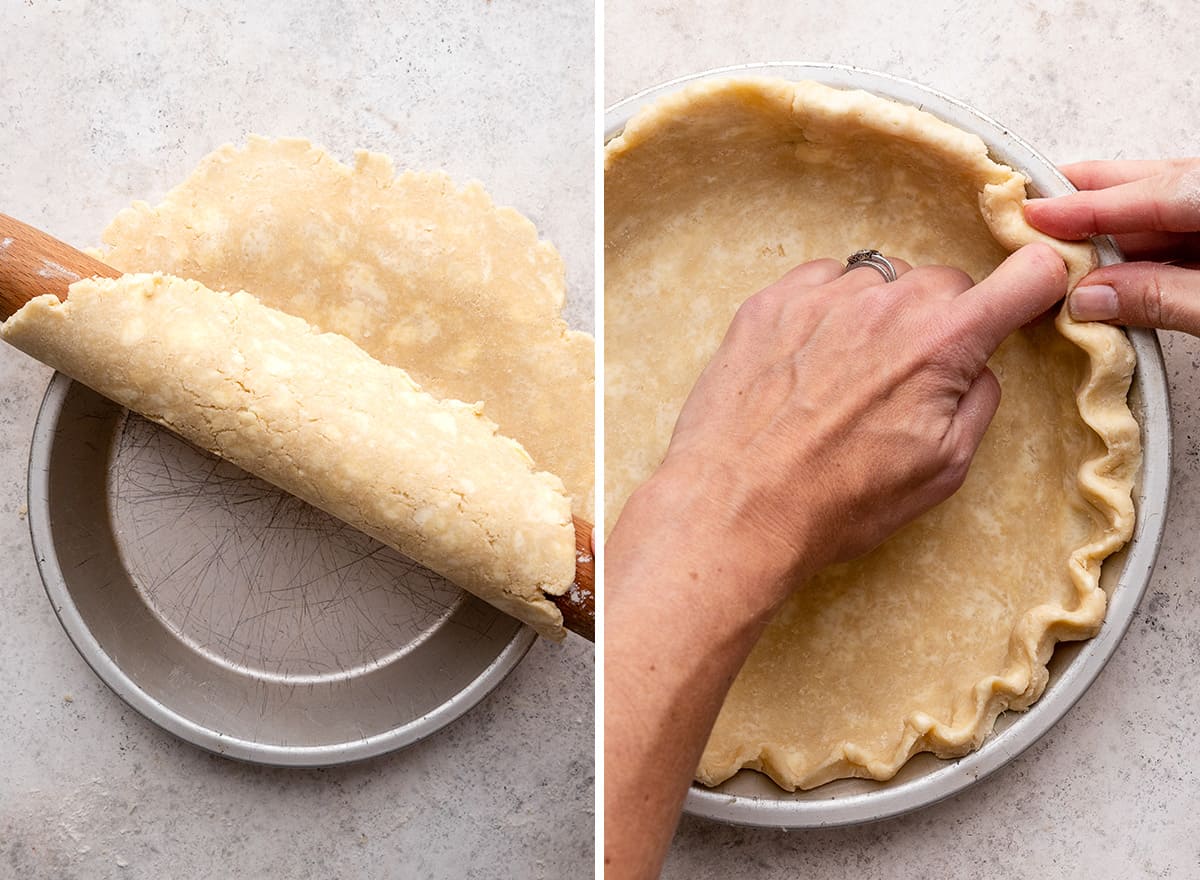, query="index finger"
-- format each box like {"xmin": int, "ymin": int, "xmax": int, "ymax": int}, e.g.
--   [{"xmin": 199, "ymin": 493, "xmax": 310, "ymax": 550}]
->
[
  {"xmin": 950, "ymin": 244, "xmax": 1068, "ymax": 357},
  {"xmin": 1024, "ymin": 168, "xmax": 1200, "ymax": 239},
  {"xmin": 1060, "ymin": 159, "xmax": 1197, "ymax": 191}
]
